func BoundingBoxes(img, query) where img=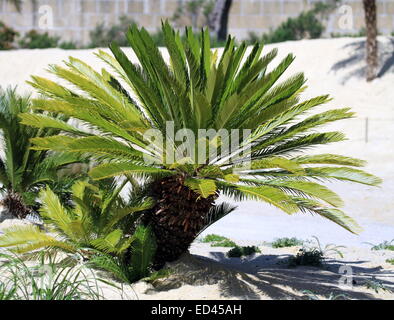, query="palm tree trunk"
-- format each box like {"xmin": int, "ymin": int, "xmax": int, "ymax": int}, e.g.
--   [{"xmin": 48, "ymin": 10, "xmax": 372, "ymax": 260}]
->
[
  {"xmin": 362, "ymin": 0, "xmax": 378, "ymax": 81},
  {"xmin": 145, "ymin": 175, "xmax": 217, "ymax": 268},
  {"xmin": 209, "ymin": 0, "xmax": 233, "ymax": 41}
]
